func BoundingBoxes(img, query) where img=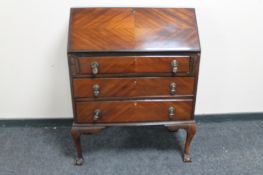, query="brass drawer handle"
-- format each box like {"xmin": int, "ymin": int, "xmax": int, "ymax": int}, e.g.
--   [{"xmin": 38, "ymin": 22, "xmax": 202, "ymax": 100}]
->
[
  {"xmin": 90, "ymin": 62, "xmax": 99, "ymax": 75},
  {"xmin": 93, "ymin": 109, "xmax": 102, "ymax": 121},
  {"xmin": 170, "ymin": 82, "xmax": 176, "ymax": 95},
  {"xmin": 171, "ymin": 60, "xmax": 178, "ymax": 74},
  {"xmin": 168, "ymin": 107, "xmax": 175, "ymax": 120},
  {"xmin": 92, "ymin": 84, "xmax": 100, "ymax": 97}
]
